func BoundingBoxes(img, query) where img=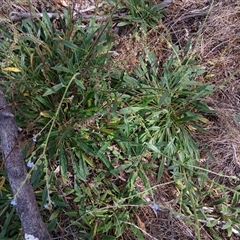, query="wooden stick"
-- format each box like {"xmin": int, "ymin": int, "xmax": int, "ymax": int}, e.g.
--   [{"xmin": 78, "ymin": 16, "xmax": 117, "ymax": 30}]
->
[{"xmin": 0, "ymin": 88, "xmax": 52, "ymax": 240}]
